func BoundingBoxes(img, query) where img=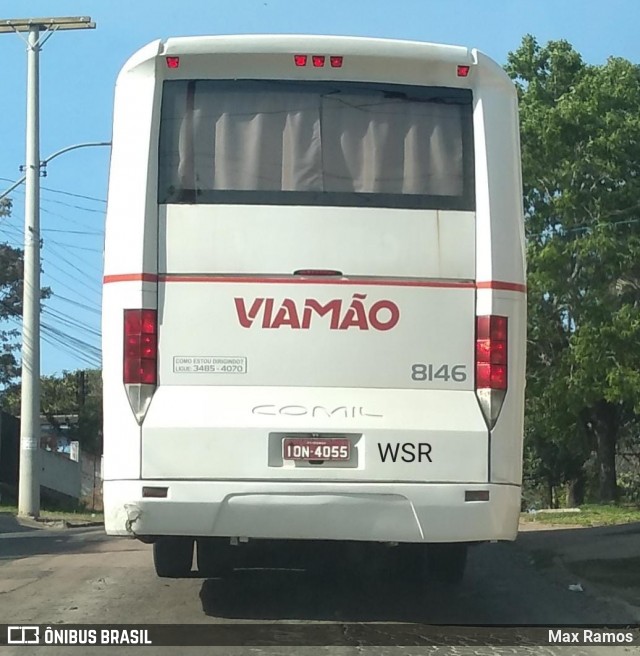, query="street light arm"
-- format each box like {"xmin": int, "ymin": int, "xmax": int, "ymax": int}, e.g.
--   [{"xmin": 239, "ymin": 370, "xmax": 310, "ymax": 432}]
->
[
  {"xmin": 42, "ymin": 140, "xmax": 111, "ymax": 166},
  {"xmin": 0, "ymin": 140, "xmax": 111, "ymax": 201},
  {"xmin": 0, "ymin": 177, "xmax": 26, "ymax": 202}
]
